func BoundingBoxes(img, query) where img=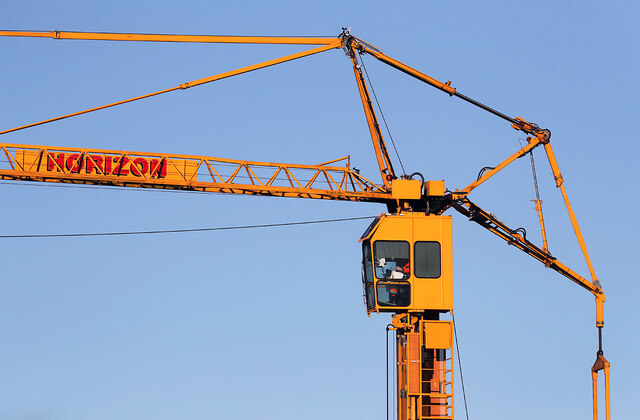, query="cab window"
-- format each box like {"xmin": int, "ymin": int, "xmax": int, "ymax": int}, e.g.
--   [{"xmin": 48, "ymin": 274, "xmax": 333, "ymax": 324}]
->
[
  {"xmin": 414, "ymin": 241, "xmax": 441, "ymax": 278},
  {"xmin": 361, "ymin": 241, "xmax": 375, "ymax": 310},
  {"xmin": 373, "ymin": 241, "xmax": 410, "ymax": 280},
  {"xmin": 376, "ymin": 281, "xmax": 410, "ymax": 307}
]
